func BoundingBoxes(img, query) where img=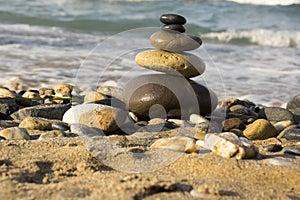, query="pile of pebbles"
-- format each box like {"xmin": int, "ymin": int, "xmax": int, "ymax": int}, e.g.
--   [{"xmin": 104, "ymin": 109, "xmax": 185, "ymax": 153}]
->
[{"xmin": 0, "ymin": 14, "xmax": 300, "ymax": 161}]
